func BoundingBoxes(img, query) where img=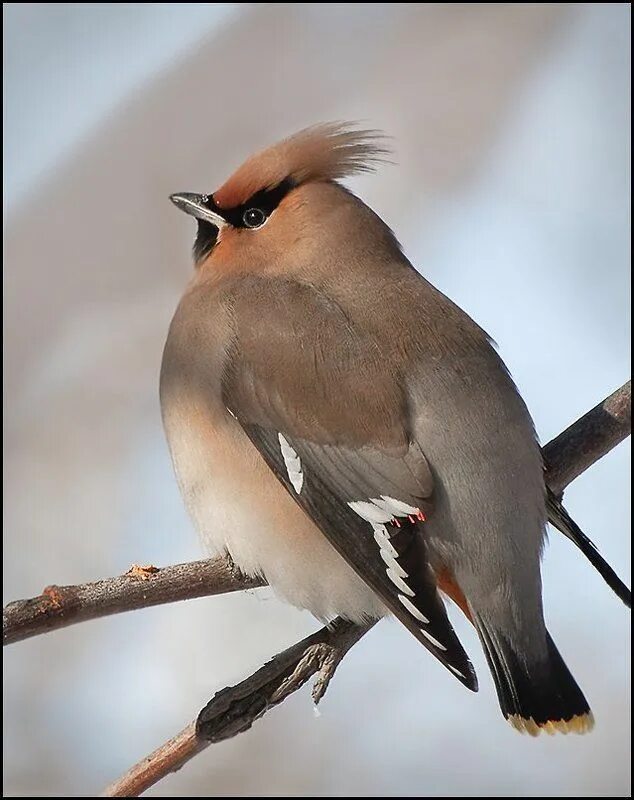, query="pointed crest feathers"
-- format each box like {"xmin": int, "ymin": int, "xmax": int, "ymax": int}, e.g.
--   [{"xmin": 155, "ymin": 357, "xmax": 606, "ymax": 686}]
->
[{"xmin": 213, "ymin": 123, "xmax": 391, "ymax": 209}]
